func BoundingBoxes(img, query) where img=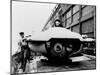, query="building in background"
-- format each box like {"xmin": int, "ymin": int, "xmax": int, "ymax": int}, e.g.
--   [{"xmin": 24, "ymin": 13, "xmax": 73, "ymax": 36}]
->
[{"xmin": 42, "ymin": 4, "xmax": 96, "ymax": 39}]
